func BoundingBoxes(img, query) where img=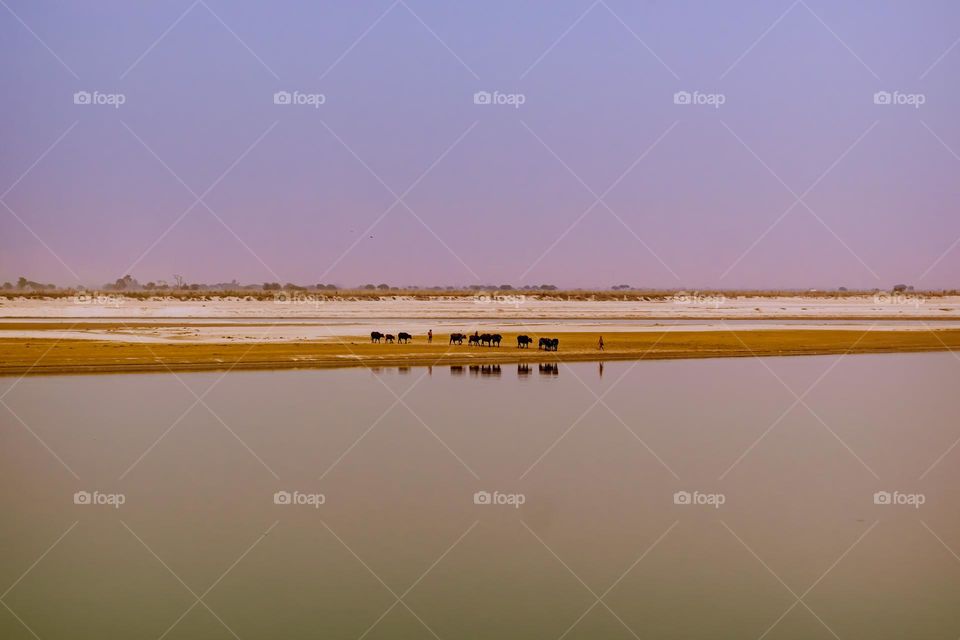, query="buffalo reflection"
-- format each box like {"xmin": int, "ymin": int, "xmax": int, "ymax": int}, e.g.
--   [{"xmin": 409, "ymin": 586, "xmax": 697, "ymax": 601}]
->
[
  {"xmin": 450, "ymin": 364, "xmax": 503, "ymax": 377},
  {"xmin": 380, "ymin": 362, "xmax": 578, "ymax": 378}
]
